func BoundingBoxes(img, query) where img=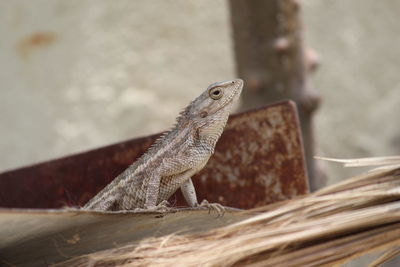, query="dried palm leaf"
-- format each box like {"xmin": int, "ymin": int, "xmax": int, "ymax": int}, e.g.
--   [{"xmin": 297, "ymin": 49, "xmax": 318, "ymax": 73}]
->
[{"xmin": 56, "ymin": 157, "xmax": 400, "ymax": 267}]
